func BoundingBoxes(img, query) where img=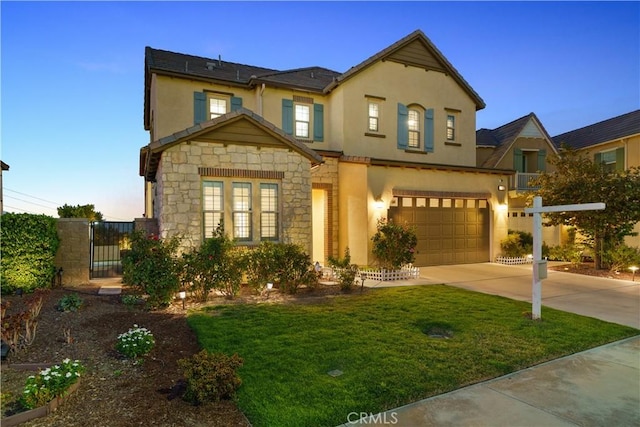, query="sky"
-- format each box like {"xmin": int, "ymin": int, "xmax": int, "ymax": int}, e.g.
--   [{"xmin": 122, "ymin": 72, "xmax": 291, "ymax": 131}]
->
[{"xmin": 2, "ymin": 1, "xmax": 638, "ymax": 221}]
